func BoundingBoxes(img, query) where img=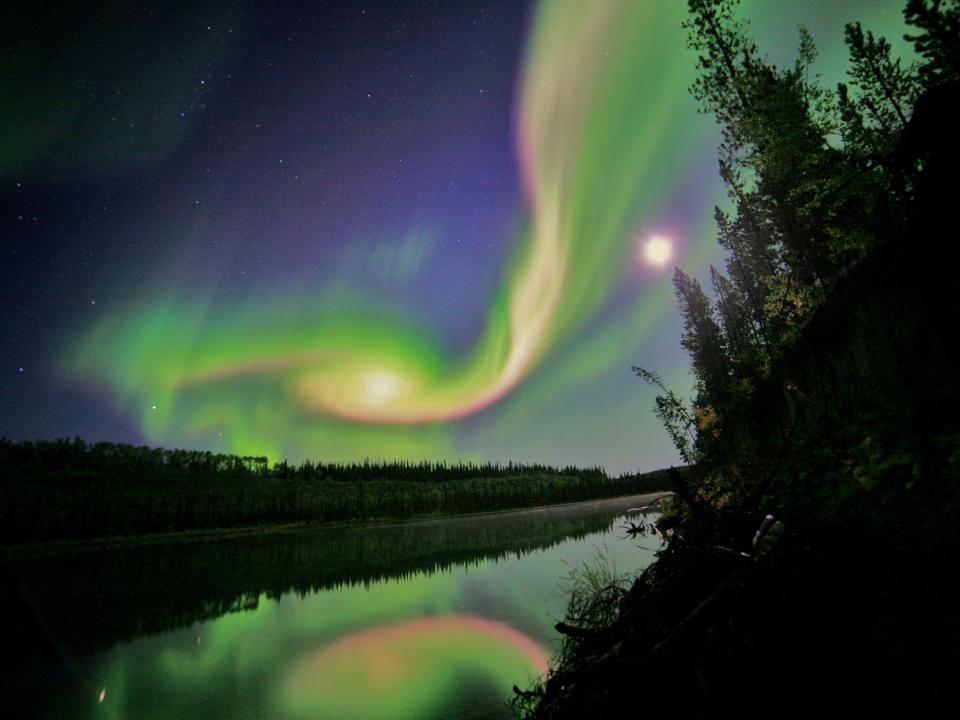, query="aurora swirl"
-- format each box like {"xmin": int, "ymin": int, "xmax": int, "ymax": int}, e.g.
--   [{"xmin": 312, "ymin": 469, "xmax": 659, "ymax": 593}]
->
[
  {"xmin": 59, "ymin": 0, "xmax": 909, "ymax": 465},
  {"xmin": 65, "ymin": 0, "xmax": 694, "ymax": 461}
]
